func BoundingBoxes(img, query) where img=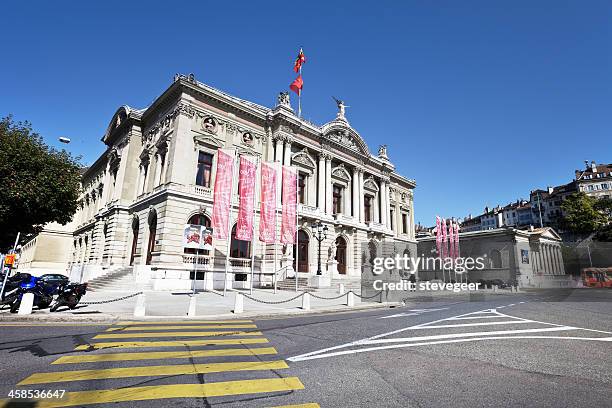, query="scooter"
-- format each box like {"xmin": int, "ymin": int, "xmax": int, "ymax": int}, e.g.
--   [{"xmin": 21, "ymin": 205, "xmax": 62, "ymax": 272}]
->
[{"xmin": 50, "ymin": 282, "xmax": 87, "ymax": 311}]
